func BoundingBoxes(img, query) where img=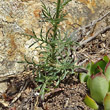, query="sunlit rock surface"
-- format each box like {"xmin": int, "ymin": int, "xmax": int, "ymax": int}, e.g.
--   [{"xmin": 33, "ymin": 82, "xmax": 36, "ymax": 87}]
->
[{"xmin": 0, "ymin": 0, "xmax": 109, "ymax": 76}]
